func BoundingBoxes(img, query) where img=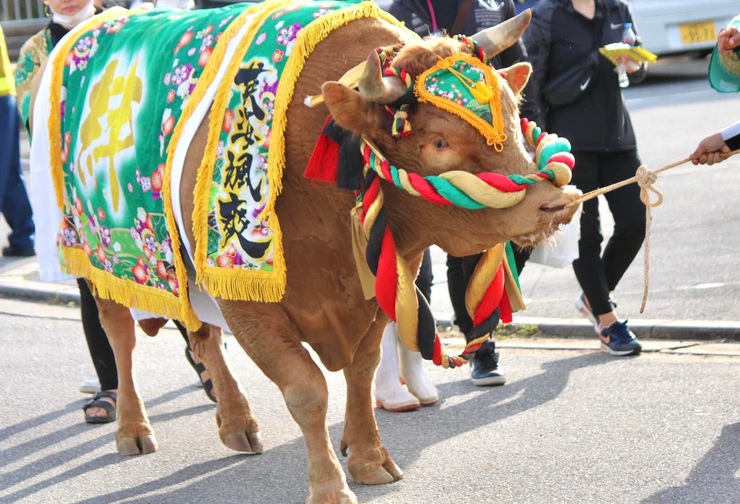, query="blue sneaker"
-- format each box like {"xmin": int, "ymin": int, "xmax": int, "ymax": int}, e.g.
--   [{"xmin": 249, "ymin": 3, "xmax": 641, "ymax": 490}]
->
[{"xmin": 599, "ymin": 320, "xmax": 642, "ymax": 356}]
